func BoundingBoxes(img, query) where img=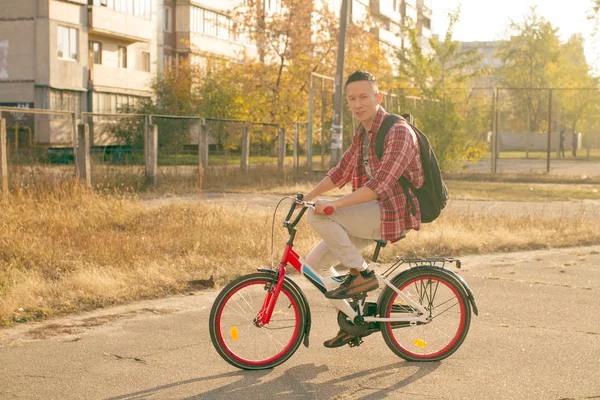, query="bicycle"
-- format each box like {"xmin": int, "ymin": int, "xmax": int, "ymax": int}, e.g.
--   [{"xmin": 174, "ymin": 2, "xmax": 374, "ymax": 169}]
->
[{"xmin": 209, "ymin": 194, "xmax": 479, "ymax": 370}]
